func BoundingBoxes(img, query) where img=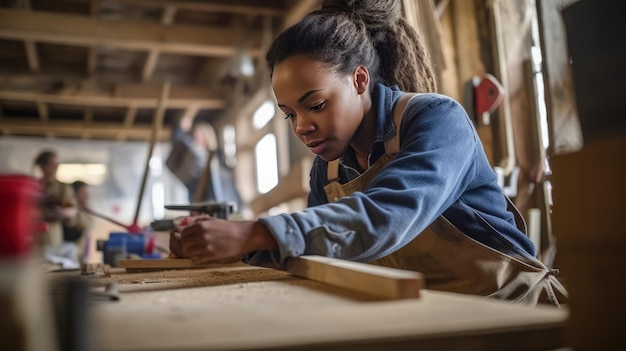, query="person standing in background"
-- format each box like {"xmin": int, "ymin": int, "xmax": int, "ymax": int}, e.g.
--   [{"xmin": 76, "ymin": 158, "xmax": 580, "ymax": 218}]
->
[
  {"xmin": 33, "ymin": 149, "xmax": 79, "ymax": 268},
  {"xmin": 62, "ymin": 180, "xmax": 95, "ymax": 264}
]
